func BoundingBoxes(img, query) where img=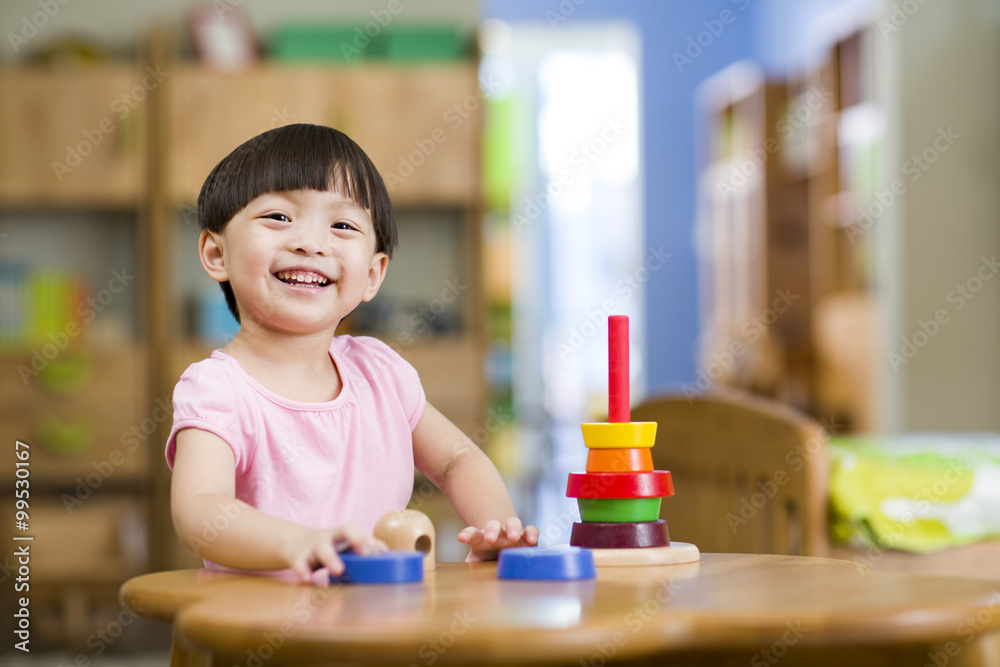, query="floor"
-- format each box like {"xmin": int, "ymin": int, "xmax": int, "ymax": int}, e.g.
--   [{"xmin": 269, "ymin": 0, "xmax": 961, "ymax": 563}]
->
[
  {"xmin": 0, "ymin": 651, "xmax": 170, "ymax": 666},
  {"xmin": 0, "ymin": 616, "xmax": 172, "ymax": 666}
]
